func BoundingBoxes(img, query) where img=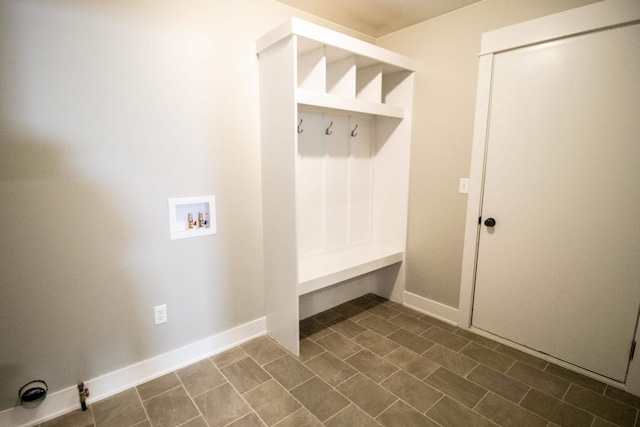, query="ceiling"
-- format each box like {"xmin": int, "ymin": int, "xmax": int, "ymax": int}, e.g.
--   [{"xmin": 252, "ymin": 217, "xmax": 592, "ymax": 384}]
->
[{"xmin": 275, "ymin": 0, "xmax": 483, "ymax": 38}]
